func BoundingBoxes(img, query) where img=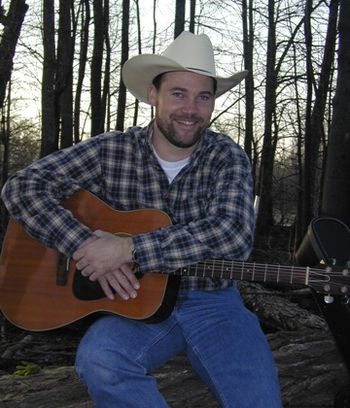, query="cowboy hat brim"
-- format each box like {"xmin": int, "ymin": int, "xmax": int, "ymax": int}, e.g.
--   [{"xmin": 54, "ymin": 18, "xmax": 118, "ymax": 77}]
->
[{"xmin": 122, "ymin": 54, "xmax": 248, "ymax": 104}]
